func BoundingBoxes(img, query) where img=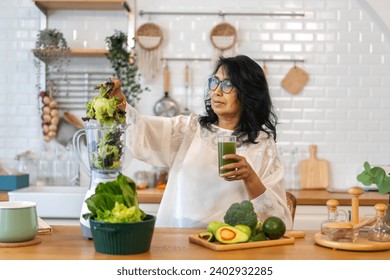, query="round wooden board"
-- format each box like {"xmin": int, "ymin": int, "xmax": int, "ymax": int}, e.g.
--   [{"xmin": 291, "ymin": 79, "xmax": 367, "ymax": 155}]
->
[
  {"xmin": 0, "ymin": 237, "xmax": 41, "ymax": 248},
  {"xmin": 314, "ymin": 232, "xmax": 390, "ymax": 251}
]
